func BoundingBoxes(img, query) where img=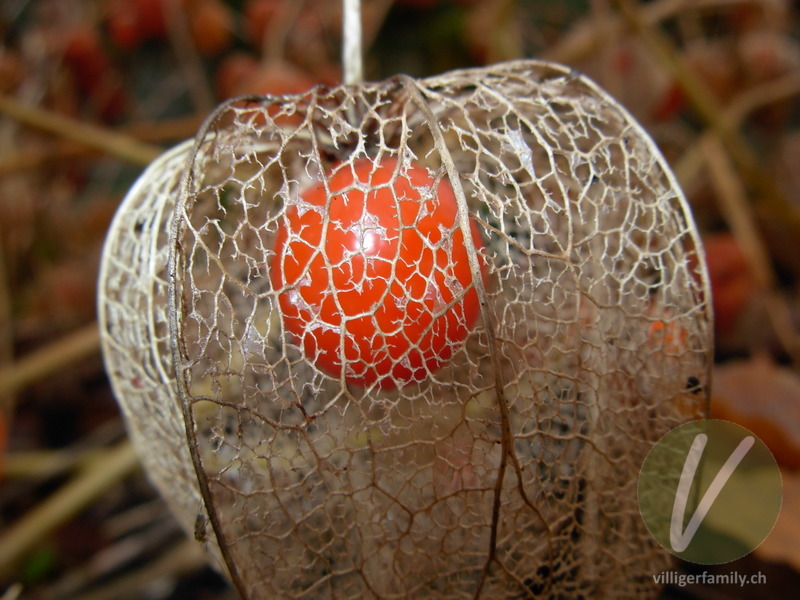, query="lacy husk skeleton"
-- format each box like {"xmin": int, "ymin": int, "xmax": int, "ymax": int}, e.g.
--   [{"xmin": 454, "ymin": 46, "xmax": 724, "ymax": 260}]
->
[{"xmin": 98, "ymin": 59, "xmax": 712, "ymax": 599}]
